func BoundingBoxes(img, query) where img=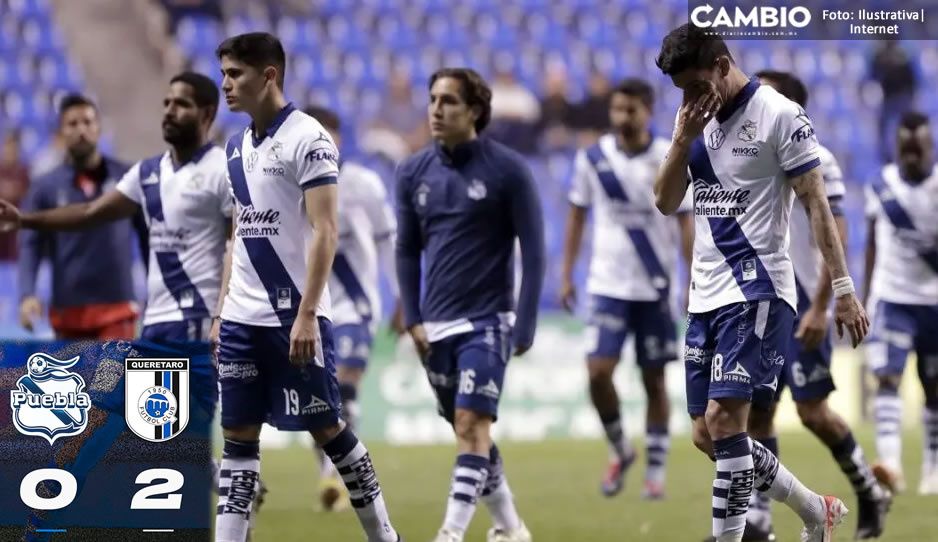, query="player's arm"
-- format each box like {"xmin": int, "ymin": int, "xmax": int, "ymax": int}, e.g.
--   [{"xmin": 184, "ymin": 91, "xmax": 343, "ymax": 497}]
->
[
  {"xmin": 0, "ymin": 190, "xmax": 138, "ymax": 231},
  {"xmin": 790, "ymin": 167, "xmax": 869, "ymax": 346},
  {"xmin": 797, "ymin": 204, "xmax": 848, "ymax": 350},
  {"xmin": 655, "ymin": 94, "xmax": 720, "ymax": 215},
  {"xmin": 294, "ymin": 182, "xmax": 339, "ymax": 360},
  {"xmin": 863, "ymin": 217, "xmax": 877, "ymax": 308},
  {"xmin": 510, "ymin": 158, "xmax": 547, "ymax": 356},
  {"xmin": 15, "ymin": 182, "xmax": 48, "ymax": 331},
  {"xmin": 559, "ymin": 204, "xmax": 587, "ymax": 313},
  {"xmin": 394, "ymin": 165, "xmax": 430, "ymax": 357},
  {"xmin": 677, "ymin": 210, "xmax": 694, "ymax": 312}
]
